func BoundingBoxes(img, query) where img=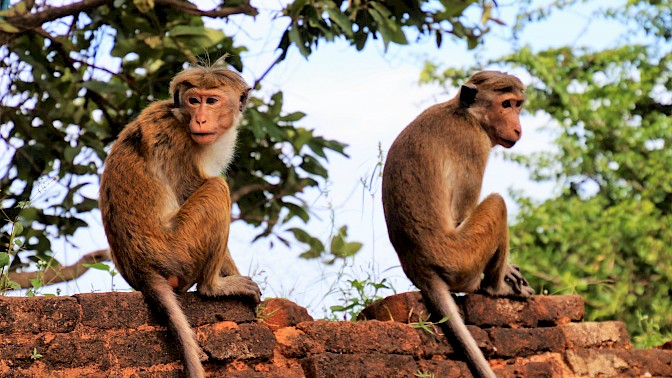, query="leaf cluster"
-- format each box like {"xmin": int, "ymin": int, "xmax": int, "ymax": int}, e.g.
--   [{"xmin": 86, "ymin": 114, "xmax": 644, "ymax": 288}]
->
[{"xmin": 279, "ymin": 0, "xmax": 499, "ymax": 58}]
